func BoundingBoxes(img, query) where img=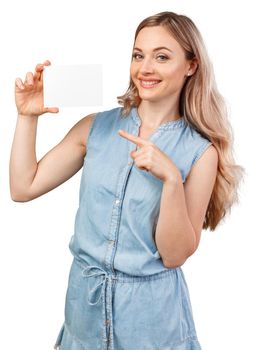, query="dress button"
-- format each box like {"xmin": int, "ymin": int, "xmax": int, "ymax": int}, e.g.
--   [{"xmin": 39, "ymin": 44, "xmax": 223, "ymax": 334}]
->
[{"xmin": 115, "ymin": 199, "xmax": 120, "ymax": 205}]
